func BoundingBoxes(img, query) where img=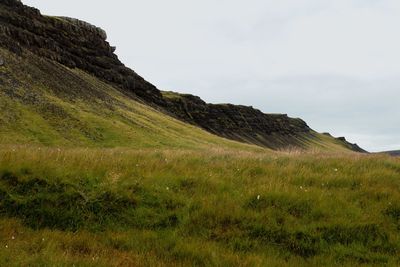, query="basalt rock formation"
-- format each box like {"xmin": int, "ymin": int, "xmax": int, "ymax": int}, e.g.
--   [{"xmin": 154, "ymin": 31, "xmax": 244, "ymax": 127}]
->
[
  {"xmin": 162, "ymin": 92, "xmax": 311, "ymax": 149},
  {"xmin": 0, "ymin": 0, "xmax": 364, "ymax": 151},
  {"xmin": 0, "ymin": 0, "xmax": 164, "ymax": 106},
  {"xmin": 319, "ymin": 133, "xmax": 365, "ymax": 153}
]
